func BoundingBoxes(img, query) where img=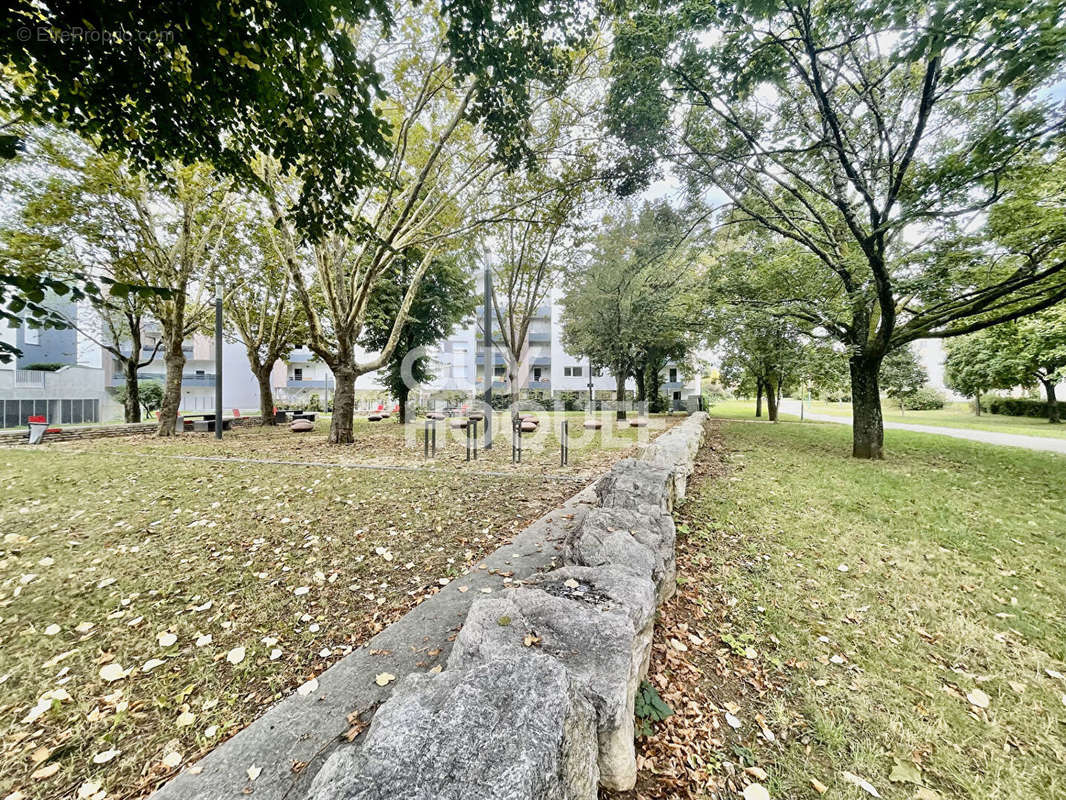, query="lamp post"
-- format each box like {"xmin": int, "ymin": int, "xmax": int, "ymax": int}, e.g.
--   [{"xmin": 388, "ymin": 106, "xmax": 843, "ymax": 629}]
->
[
  {"xmin": 587, "ymin": 359, "xmax": 594, "ymax": 409},
  {"xmin": 482, "ymin": 268, "xmax": 493, "ymax": 449},
  {"xmin": 214, "ymin": 282, "xmax": 223, "ymax": 440}
]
